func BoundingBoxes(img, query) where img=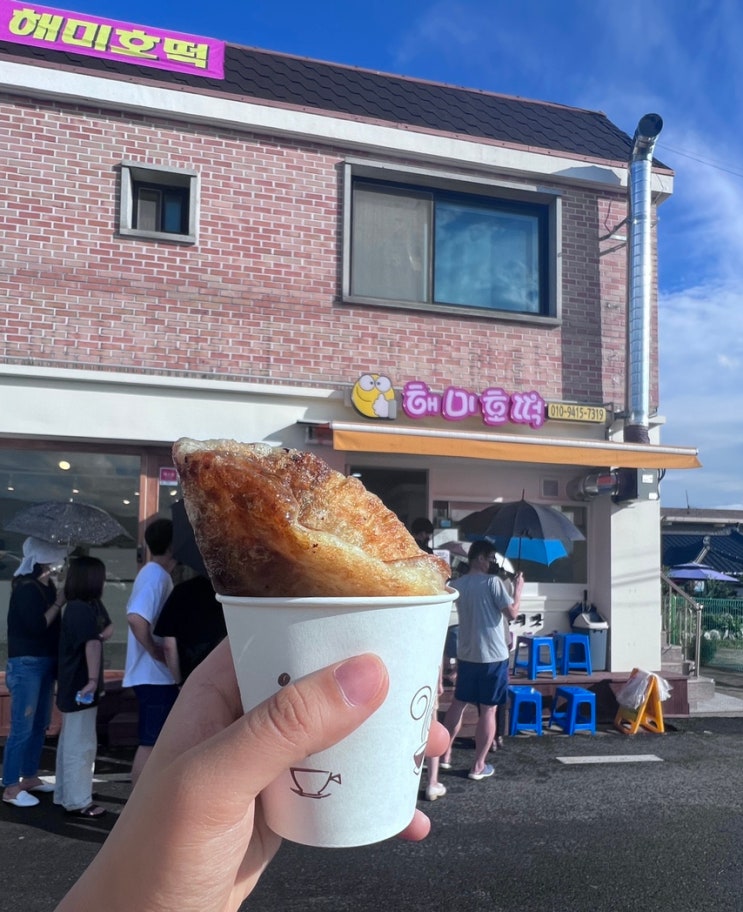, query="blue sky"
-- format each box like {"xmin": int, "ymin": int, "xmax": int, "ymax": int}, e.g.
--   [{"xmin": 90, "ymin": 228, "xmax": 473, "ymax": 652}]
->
[{"xmin": 29, "ymin": 0, "xmax": 743, "ymax": 509}]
